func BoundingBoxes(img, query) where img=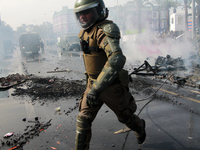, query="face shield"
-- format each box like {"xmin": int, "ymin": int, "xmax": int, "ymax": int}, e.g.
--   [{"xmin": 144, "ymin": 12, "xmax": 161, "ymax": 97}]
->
[{"xmin": 75, "ymin": 7, "xmax": 99, "ymax": 30}]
